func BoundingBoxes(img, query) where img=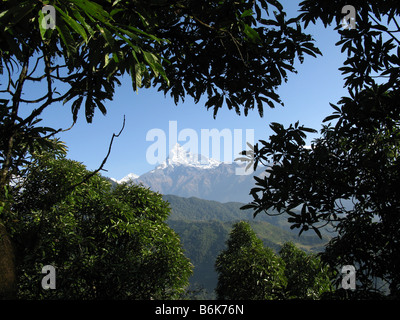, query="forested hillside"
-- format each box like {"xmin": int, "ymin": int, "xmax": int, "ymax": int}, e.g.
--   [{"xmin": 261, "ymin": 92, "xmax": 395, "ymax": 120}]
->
[{"xmin": 164, "ymin": 195, "xmax": 329, "ymax": 297}]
